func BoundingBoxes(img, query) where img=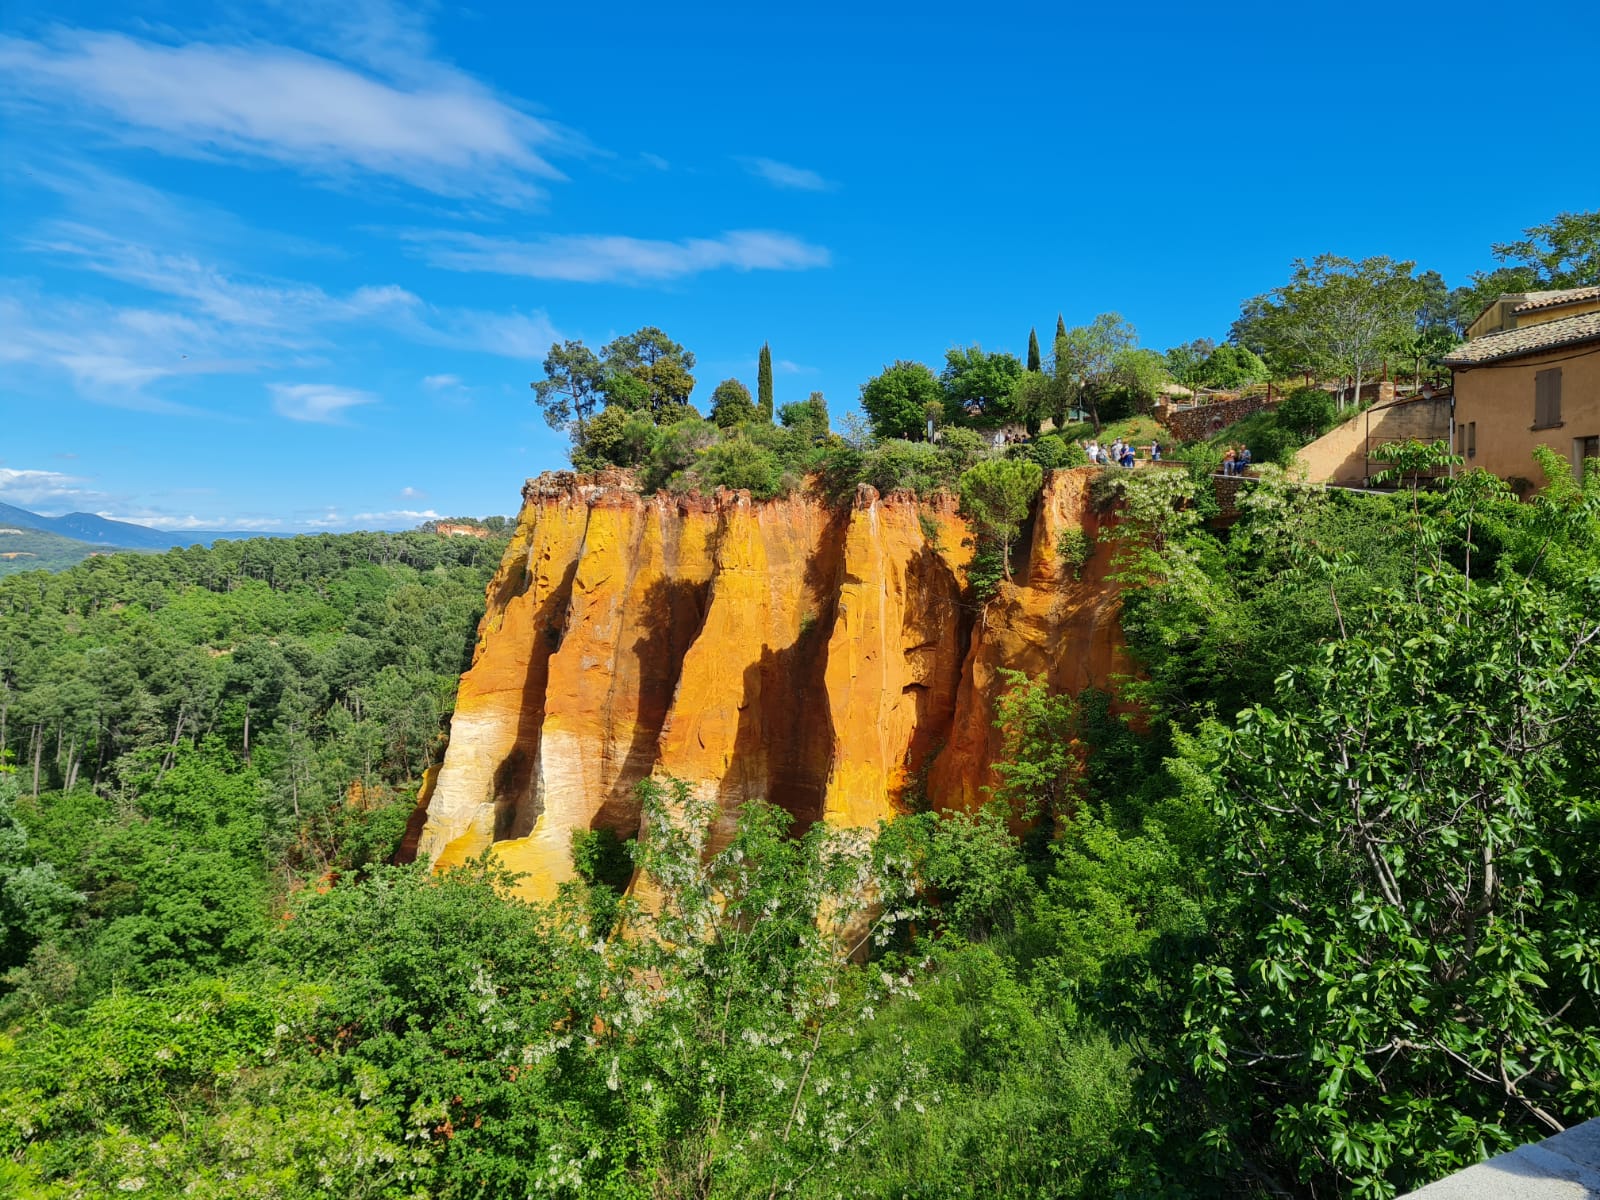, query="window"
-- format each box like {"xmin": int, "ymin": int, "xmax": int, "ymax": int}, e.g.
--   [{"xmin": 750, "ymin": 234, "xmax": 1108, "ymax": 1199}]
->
[
  {"xmin": 1467, "ymin": 421, "xmax": 1476, "ymax": 459},
  {"xmin": 1578, "ymin": 435, "xmax": 1600, "ymax": 481},
  {"xmin": 1534, "ymin": 368, "xmax": 1563, "ymax": 429}
]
